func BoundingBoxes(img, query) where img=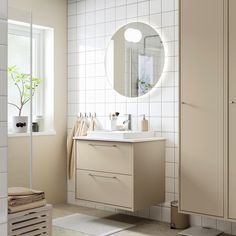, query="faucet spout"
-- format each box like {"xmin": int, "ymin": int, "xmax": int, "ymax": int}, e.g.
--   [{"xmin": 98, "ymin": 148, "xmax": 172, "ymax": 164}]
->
[{"xmin": 123, "ymin": 114, "xmax": 132, "ymax": 131}]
